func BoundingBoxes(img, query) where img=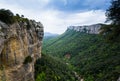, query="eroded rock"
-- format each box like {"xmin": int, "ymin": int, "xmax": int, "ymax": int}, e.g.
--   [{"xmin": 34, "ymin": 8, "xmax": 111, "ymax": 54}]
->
[{"xmin": 0, "ymin": 20, "xmax": 43, "ymax": 81}]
